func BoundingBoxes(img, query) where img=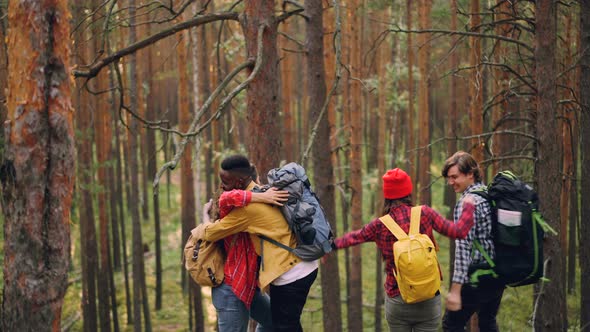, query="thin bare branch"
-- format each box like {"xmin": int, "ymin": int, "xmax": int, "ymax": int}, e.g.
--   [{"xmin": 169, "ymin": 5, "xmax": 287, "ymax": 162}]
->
[
  {"xmin": 387, "ymin": 25, "xmax": 534, "ymax": 53},
  {"xmin": 481, "ymin": 61, "xmax": 537, "ymax": 92},
  {"xmin": 409, "ymin": 130, "xmax": 539, "ymax": 155},
  {"xmin": 73, "ymin": 11, "xmax": 239, "ymax": 78},
  {"xmin": 153, "ymin": 23, "xmax": 267, "ymax": 192},
  {"xmin": 276, "ymin": 8, "xmax": 305, "ymax": 23}
]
